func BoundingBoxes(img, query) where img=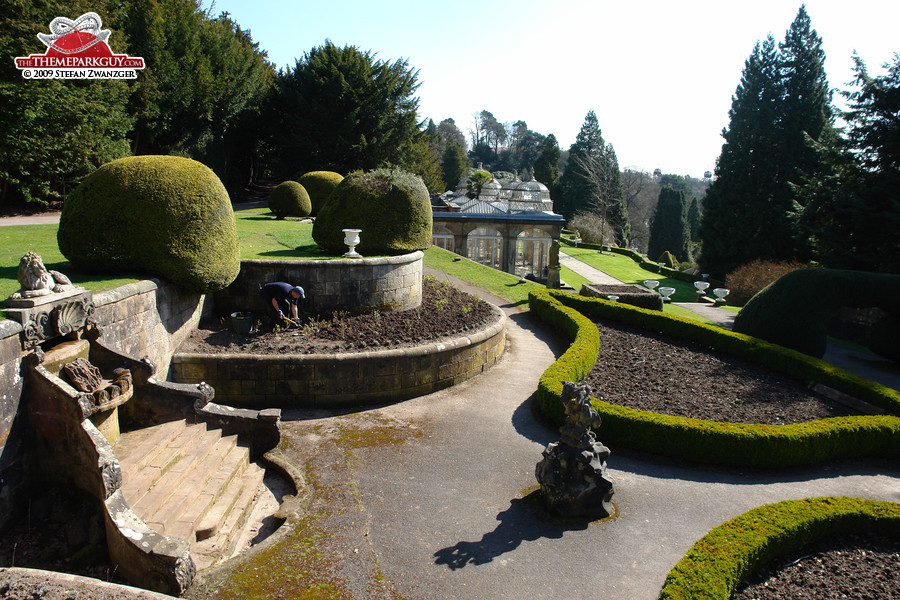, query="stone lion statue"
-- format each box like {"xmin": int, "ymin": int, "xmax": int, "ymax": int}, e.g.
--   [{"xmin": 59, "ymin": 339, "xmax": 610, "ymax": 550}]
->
[{"xmin": 10, "ymin": 251, "xmax": 75, "ymax": 299}]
